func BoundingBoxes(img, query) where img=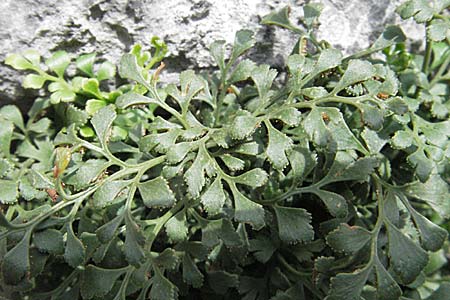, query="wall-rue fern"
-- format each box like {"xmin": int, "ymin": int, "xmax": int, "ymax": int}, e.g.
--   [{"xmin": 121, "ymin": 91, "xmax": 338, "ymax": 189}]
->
[{"xmin": 0, "ymin": 1, "xmax": 449, "ymax": 299}]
